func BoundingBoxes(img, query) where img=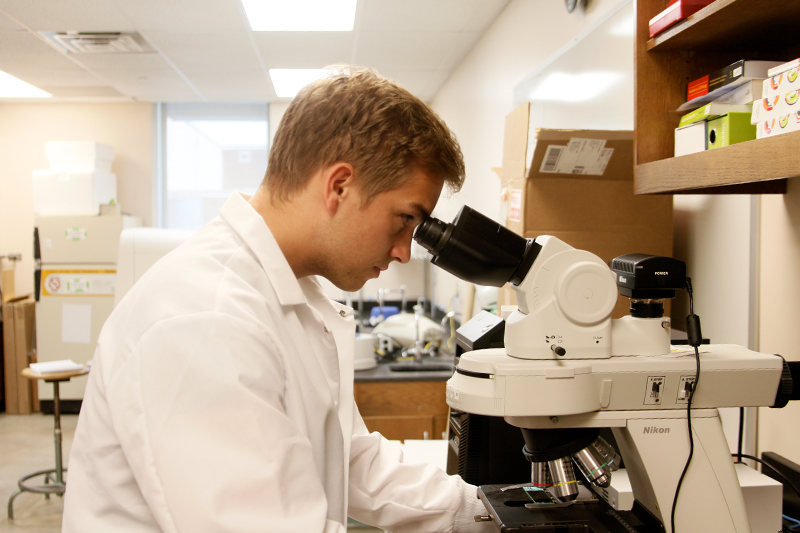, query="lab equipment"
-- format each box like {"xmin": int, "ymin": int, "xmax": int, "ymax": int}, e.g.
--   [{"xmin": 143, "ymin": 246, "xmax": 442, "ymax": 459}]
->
[
  {"xmin": 34, "ymin": 205, "xmax": 140, "ymax": 401},
  {"xmin": 414, "ymin": 206, "xmax": 797, "ymax": 532}
]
